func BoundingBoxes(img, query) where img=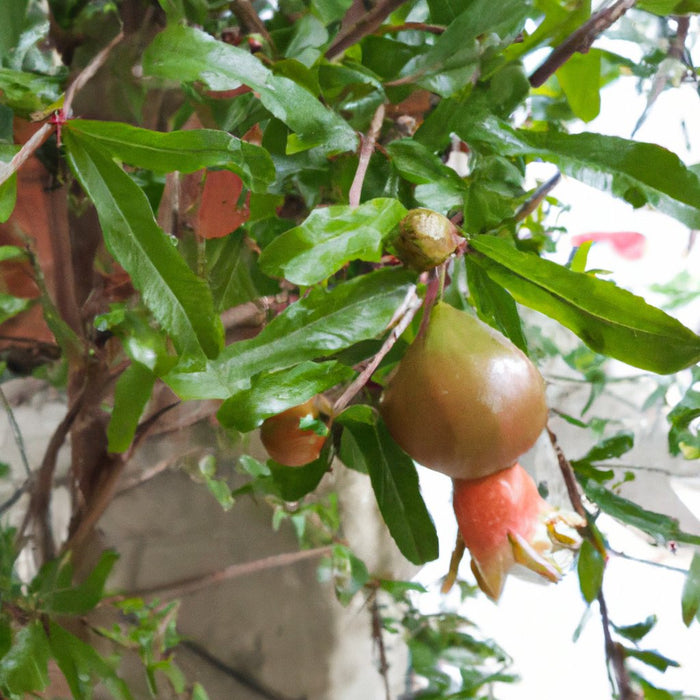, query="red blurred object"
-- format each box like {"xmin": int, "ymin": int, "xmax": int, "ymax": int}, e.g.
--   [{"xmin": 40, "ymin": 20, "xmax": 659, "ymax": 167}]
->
[{"xmin": 571, "ymin": 231, "xmax": 646, "ymax": 260}]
